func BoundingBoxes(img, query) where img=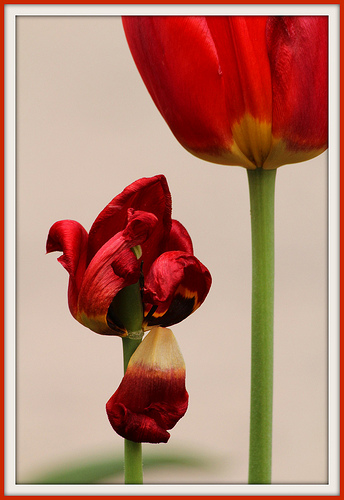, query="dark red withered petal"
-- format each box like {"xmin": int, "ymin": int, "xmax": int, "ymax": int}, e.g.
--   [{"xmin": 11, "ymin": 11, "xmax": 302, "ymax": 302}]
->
[
  {"xmin": 106, "ymin": 327, "xmax": 188, "ymax": 443},
  {"xmin": 76, "ymin": 210, "xmax": 158, "ymax": 335},
  {"xmin": 143, "ymin": 251, "xmax": 212, "ymax": 328},
  {"xmin": 46, "ymin": 220, "xmax": 88, "ymax": 319},
  {"xmin": 166, "ymin": 219, "xmax": 193, "ymax": 254},
  {"xmin": 86, "ymin": 175, "xmax": 172, "ymax": 275}
]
